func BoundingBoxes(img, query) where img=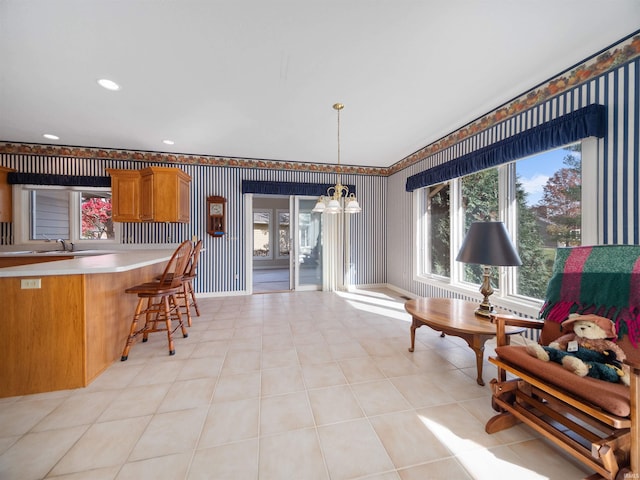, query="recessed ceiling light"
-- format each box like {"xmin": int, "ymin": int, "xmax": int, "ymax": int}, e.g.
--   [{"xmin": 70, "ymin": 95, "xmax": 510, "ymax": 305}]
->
[
  {"xmin": 43, "ymin": 134, "xmax": 60, "ymax": 140},
  {"xmin": 97, "ymin": 78, "xmax": 121, "ymax": 91},
  {"xmin": 162, "ymin": 139, "xmax": 175, "ymax": 145}
]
